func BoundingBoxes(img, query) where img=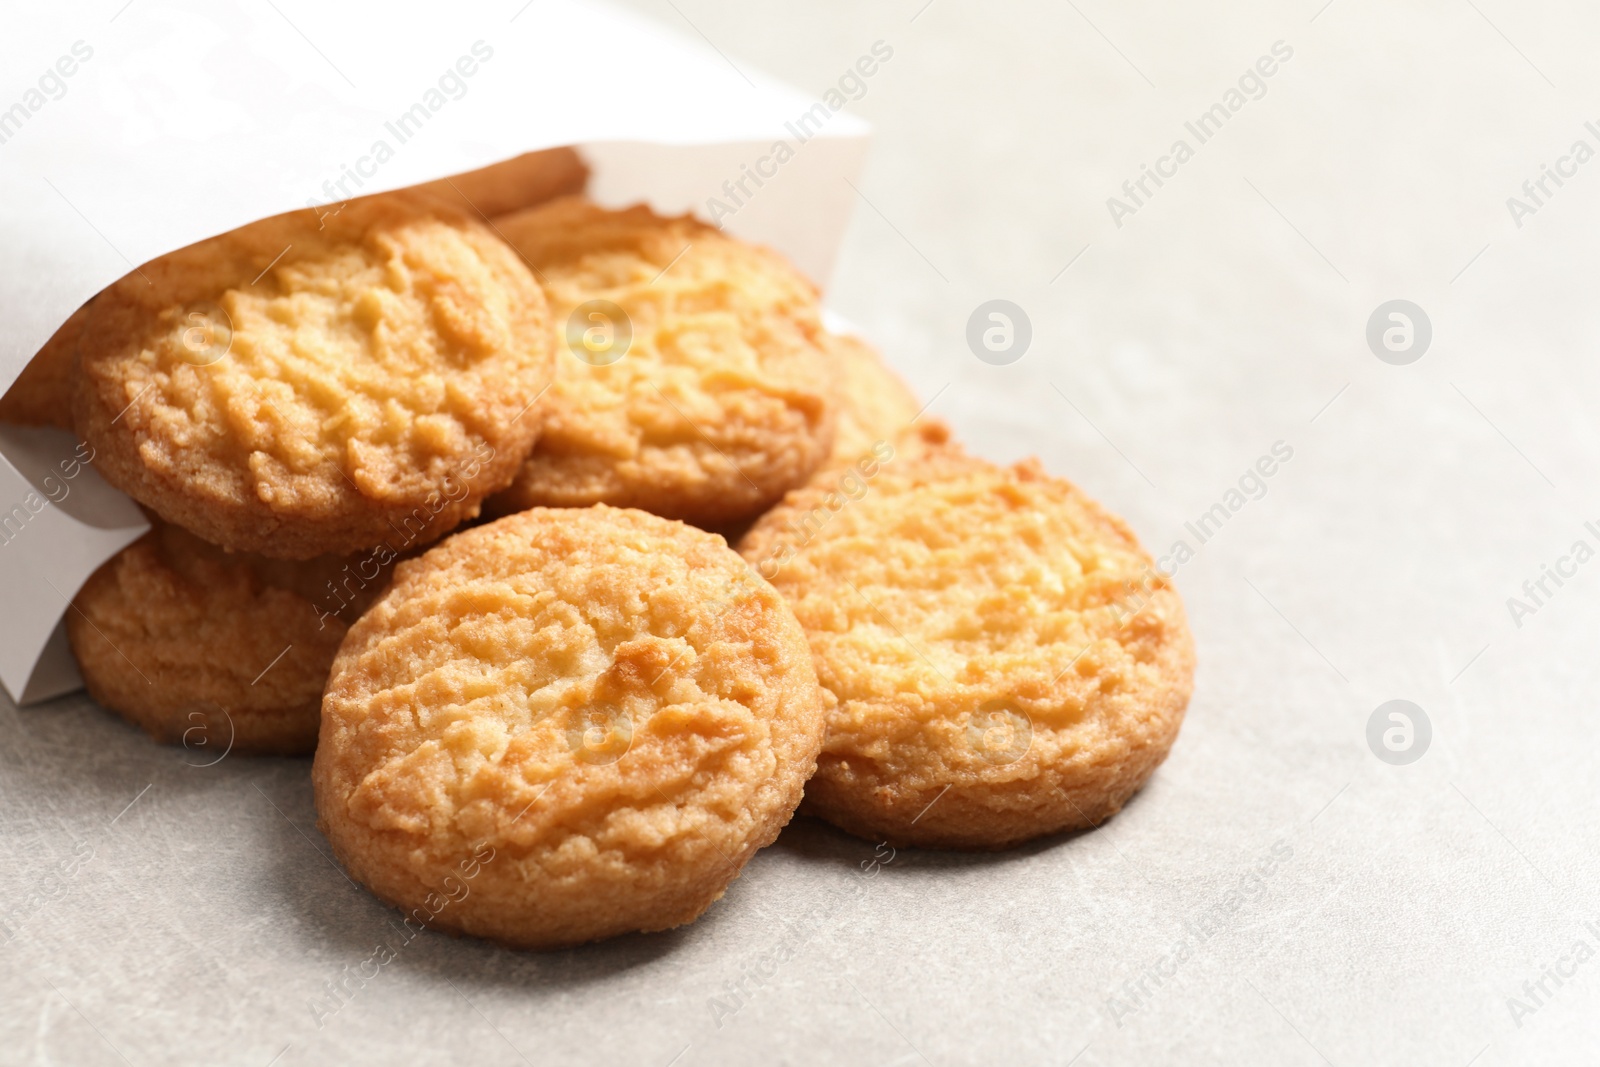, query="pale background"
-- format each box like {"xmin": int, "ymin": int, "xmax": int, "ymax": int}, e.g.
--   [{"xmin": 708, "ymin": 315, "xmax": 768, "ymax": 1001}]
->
[{"xmin": 5, "ymin": 0, "xmax": 1600, "ymax": 1064}]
